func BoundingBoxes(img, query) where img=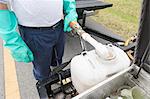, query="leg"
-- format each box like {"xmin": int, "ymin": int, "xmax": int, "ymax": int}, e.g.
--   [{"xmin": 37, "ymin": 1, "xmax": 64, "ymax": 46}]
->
[
  {"xmin": 51, "ymin": 21, "xmax": 66, "ymax": 66},
  {"xmin": 19, "ymin": 26, "xmax": 57, "ymax": 81}
]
